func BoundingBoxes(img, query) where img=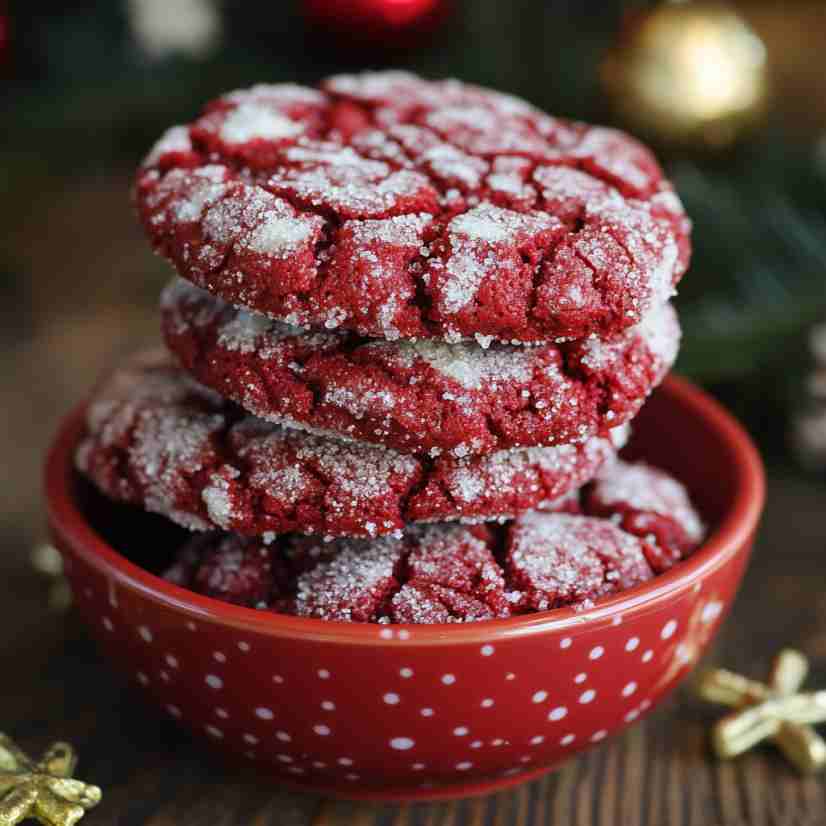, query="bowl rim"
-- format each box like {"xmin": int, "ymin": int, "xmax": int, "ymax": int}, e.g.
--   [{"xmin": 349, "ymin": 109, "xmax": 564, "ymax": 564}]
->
[{"xmin": 45, "ymin": 373, "xmax": 765, "ymax": 647}]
